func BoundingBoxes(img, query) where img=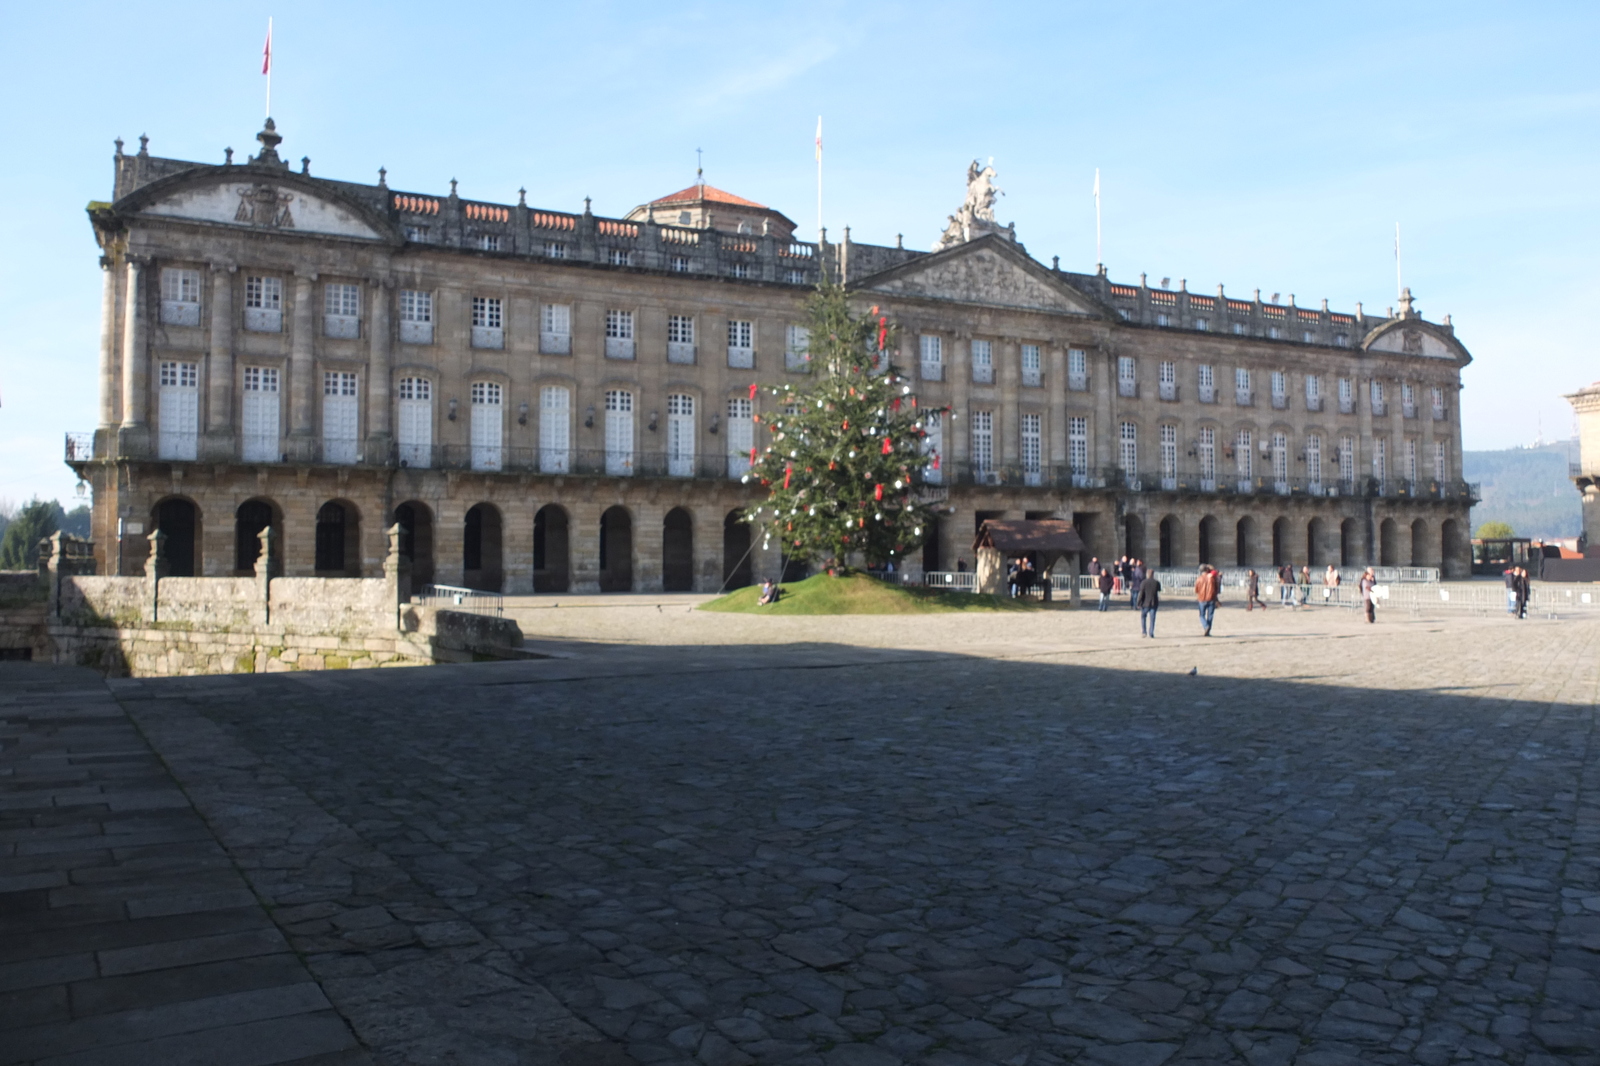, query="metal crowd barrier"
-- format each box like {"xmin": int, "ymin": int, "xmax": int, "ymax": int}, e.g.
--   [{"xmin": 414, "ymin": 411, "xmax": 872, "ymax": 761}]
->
[{"xmin": 417, "ymin": 583, "xmax": 506, "ymax": 618}]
